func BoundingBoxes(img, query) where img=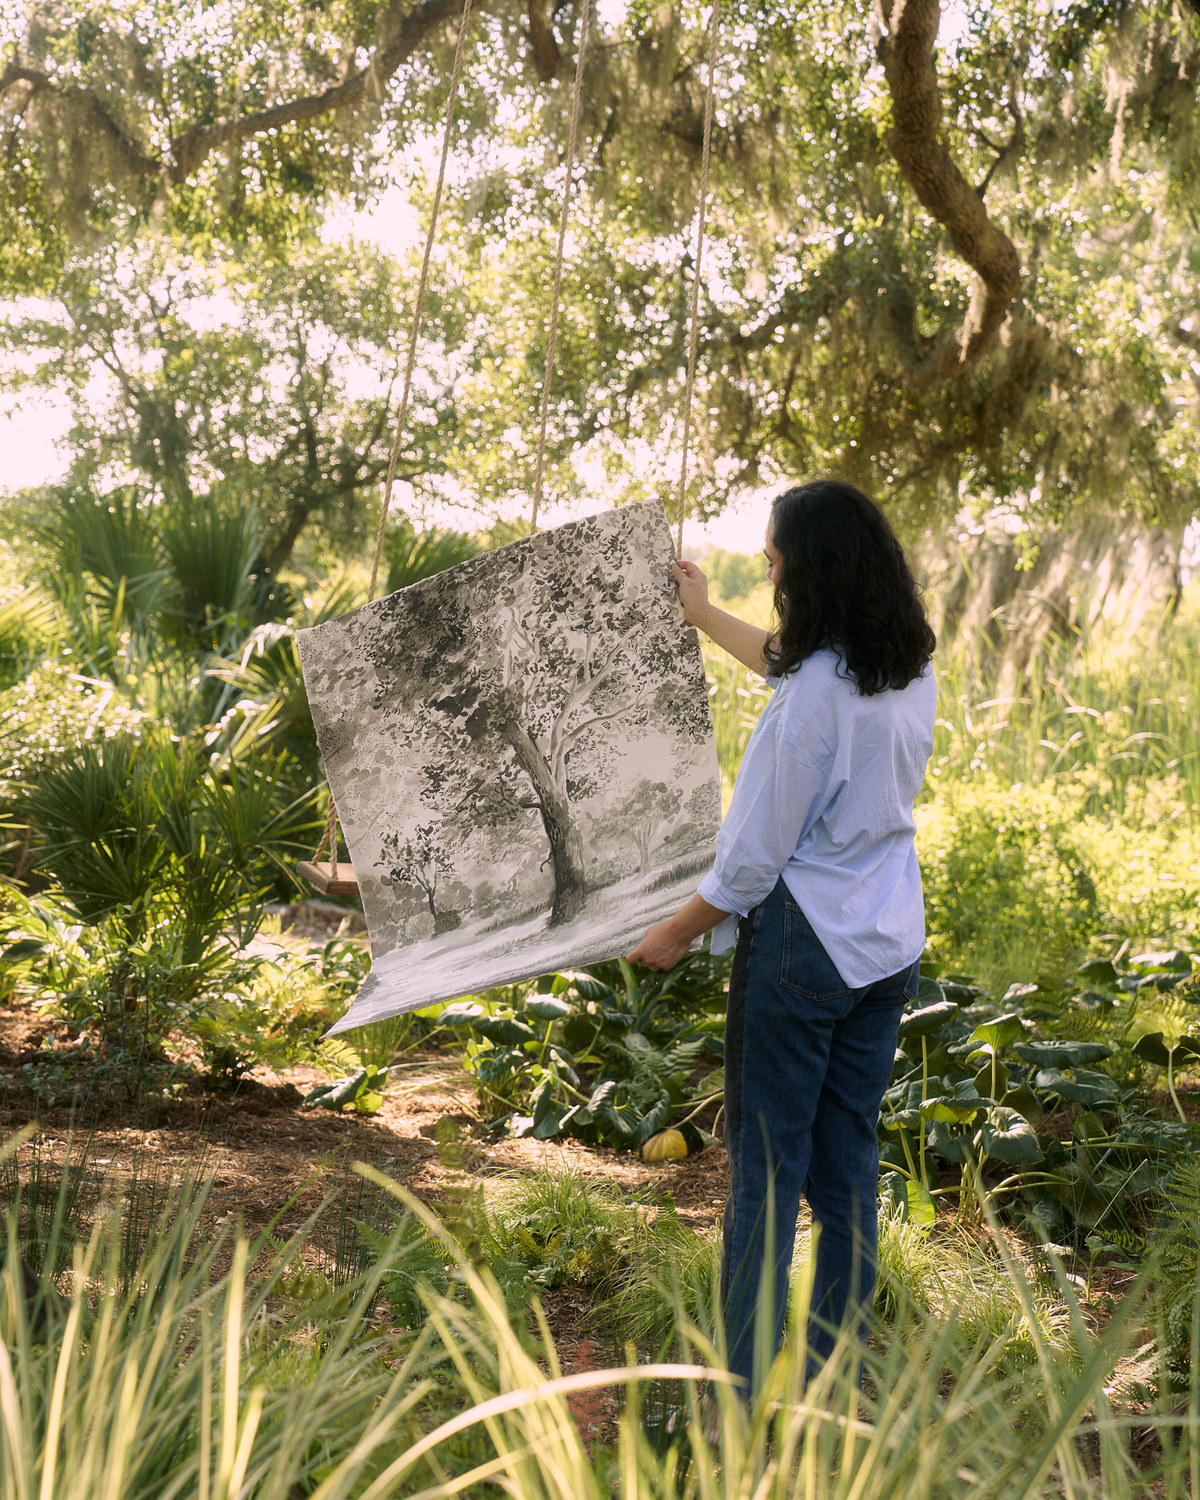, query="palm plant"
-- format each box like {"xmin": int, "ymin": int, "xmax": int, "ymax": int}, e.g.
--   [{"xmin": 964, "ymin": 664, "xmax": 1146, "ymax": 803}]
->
[
  {"xmin": 384, "ymin": 517, "xmax": 481, "ymax": 593},
  {"xmin": 157, "ymin": 484, "xmax": 260, "ymax": 655}
]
